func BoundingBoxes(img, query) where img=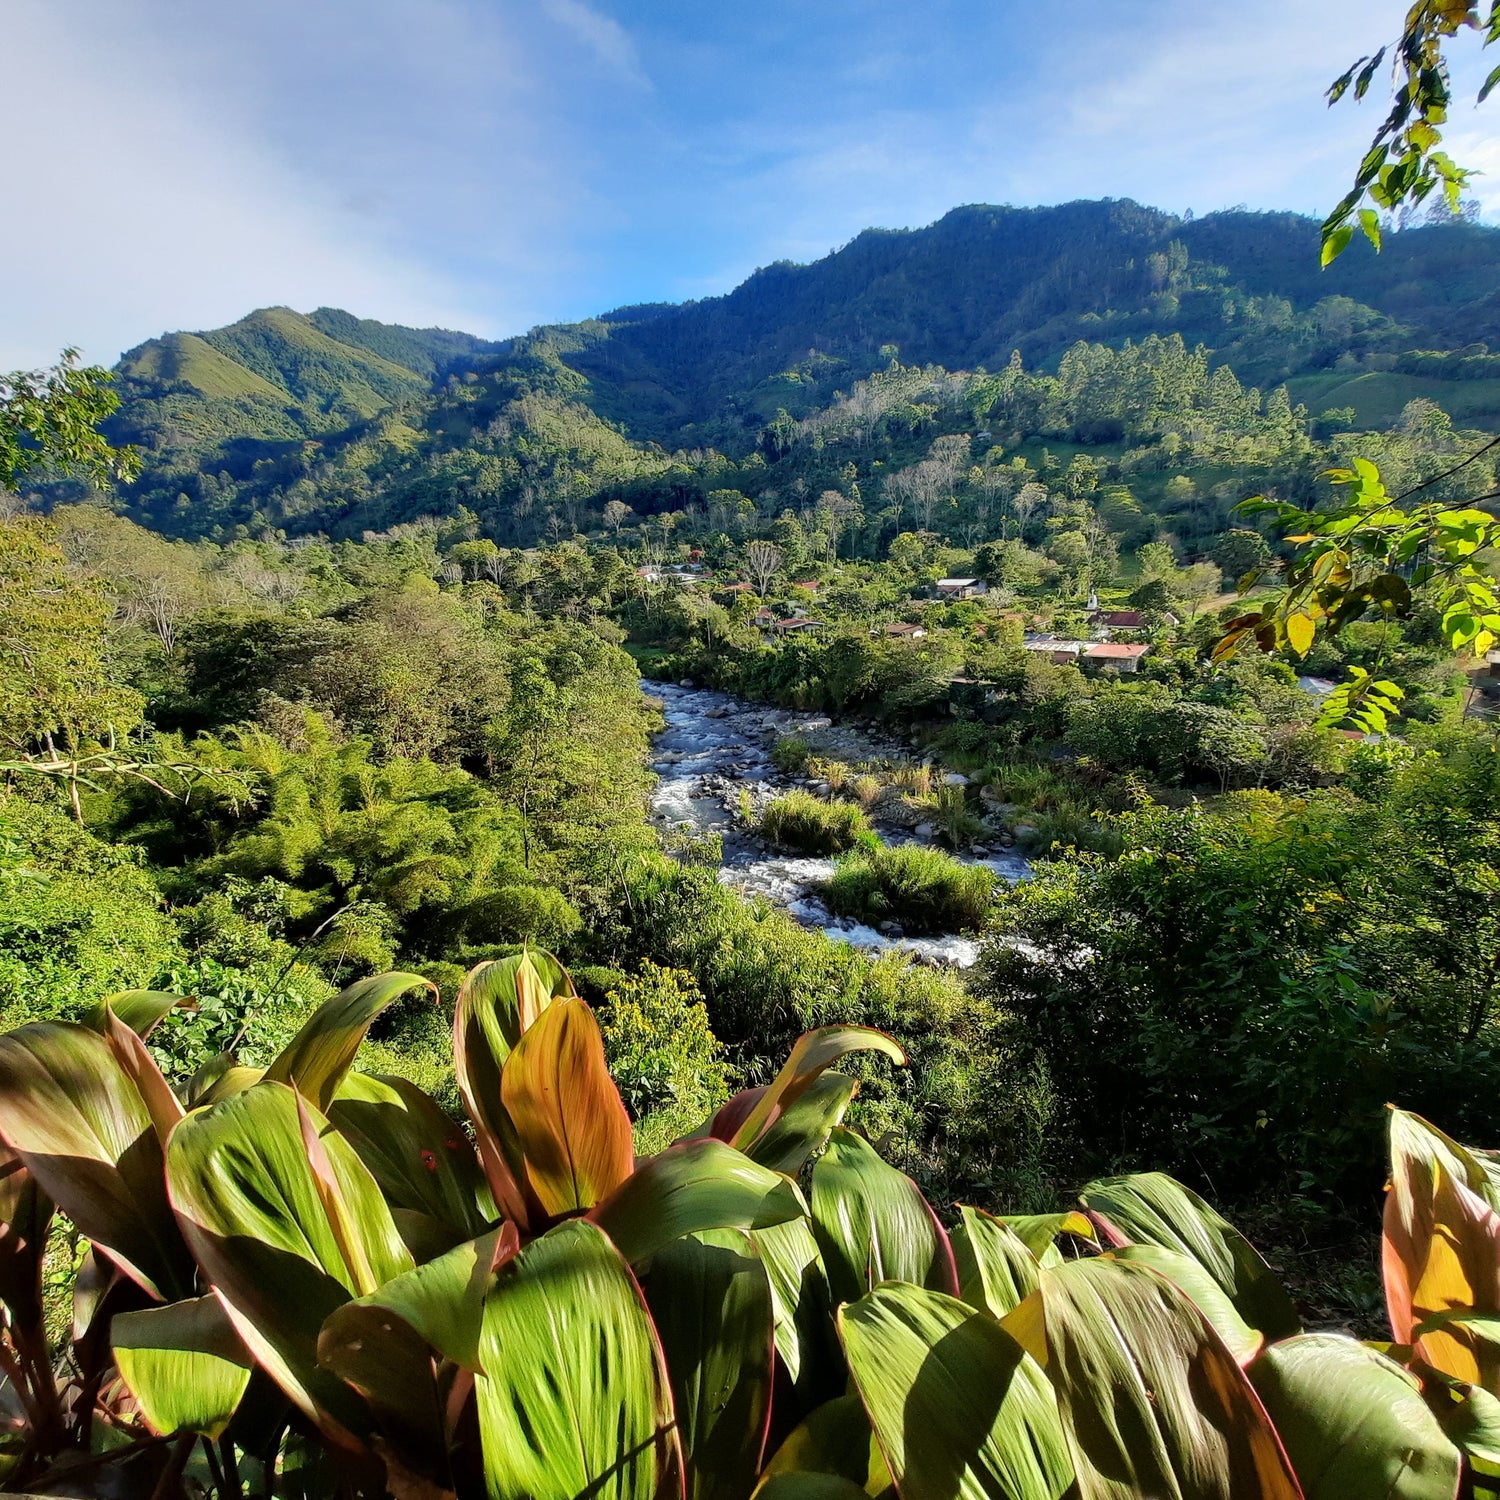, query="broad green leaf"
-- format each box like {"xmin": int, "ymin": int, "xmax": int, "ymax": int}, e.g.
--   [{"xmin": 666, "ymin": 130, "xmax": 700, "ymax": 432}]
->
[
  {"xmin": 759, "ymin": 1392, "xmax": 889, "ymax": 1496},
  {"xmin": 184, "ymin": 1053, "xmax": 263, "ymax": 1109},
  {"xmin": 112, "ymin": 1295, "xmax": 253, "ymax": 1439},
  {"xmin": 1007, "ymin": 1257, "xmax": 1301, "ymax": 1500},
  {"xmin": 1110, "ymin": 1245, "xmax": 1263, "ymax": 1365},
  {"xmin": 317, "ymin": 1226, "xmax": 517, "ymax": 1469},
  {"xmin": 999, "ymin": 1210, "xmax": 1096, "ymax": 1267},
  {"xmin": 953, "ymin": 1206, "xmax": 1040, "ymax": 1320},
  {"xmin": 729, "ymin": 1027, "xmax": 905, "ymax": 1155},
  {"xmin": 265, "ymin": 972, "xmax": 435, "ymax": 1113},
  {"xmin": 87, "ymin": 990, "xmax": 192, "ymax": 1039},
  {"xmin": 1286, "ymin": 611, "xmax": 1316, "ymax": 656},
  {"xmin": 500, "ymin": 999, "xmax": 634, "ymax": 1218},
  {"xmin": 0, "ymin": 1022, "xmax": 191, "ymax": 1301},
  {"xmin": 475, "ymin": 1218, "xmax": 681, "ymax": 1500},
  {"xmin": 591, "ymin": 1138, "xmax": 805, "ymax": 1266},
  {"xmin": 1384, "ymin": 1108, "xmax": 1500, "ymax": 1388},
  {"xmin": 811, "ymin": 1128, "xmax": 956, "ymax": 1305},
  {"xmin": 0, "ymin": 1147, "xmax": 51, "ymax": 1337},
  {"xmin": 166, "ymin": 1082, "xmax": 413, "ymax": 1442},
  {"xmin": 749, "ymin": 1215, "xmax": 838, "ymax": 1398},
  {"xmin": 1249, "ymin": 1334, "xmax": 1460, "ymax": 1499},
  {"xmin": 643, "ymin": 1230, "xmax": 774, "ymax": 1500},
  {"xmin": 1081, "ymin": 1171, "xmax": 1300, "ymax": 1340},
  {"xmin": 328, "ymin": 1071, "xmax": 494, "ymax": 1261},
  {"xmin": 743, "ymin": 1073, "xmax": 858, "ymax": 1176},
  {"xmin": 755, "ymin": 1477, "xmax": 871, "ymax": 1500},
  {"xmin": 320, "ymin": 1223, "xmax": 514, "ymax": 1380},
  {"xmin": 839, "ymin": 1282, "xmax": 1073, "ymax": 1500},
  {"xmin": 1416, "ymin": 1363, "xmax": 1500, "ymax": 1467}
]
